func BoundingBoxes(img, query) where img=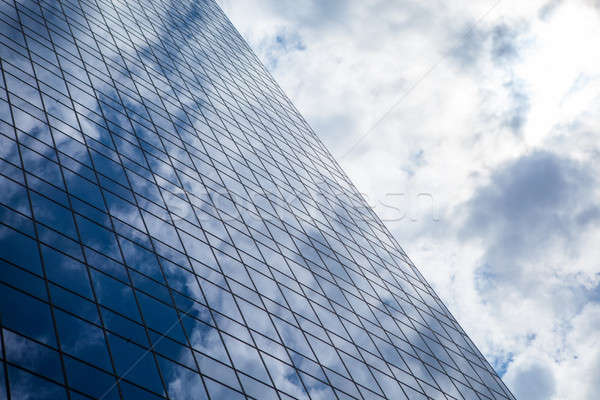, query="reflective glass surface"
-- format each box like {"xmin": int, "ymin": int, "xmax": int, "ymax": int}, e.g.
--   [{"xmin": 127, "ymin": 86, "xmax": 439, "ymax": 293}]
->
[{"xmin": 0, "ymin": 0, "xmax": 515, "ymax": 399}]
